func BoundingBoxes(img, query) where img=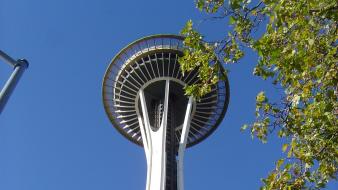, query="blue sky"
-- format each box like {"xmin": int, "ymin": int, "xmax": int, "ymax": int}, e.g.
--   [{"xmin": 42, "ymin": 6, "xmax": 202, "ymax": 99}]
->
[{"xmin": 0, "ymin": 0, "xmax": 336, "ymax": 190}]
